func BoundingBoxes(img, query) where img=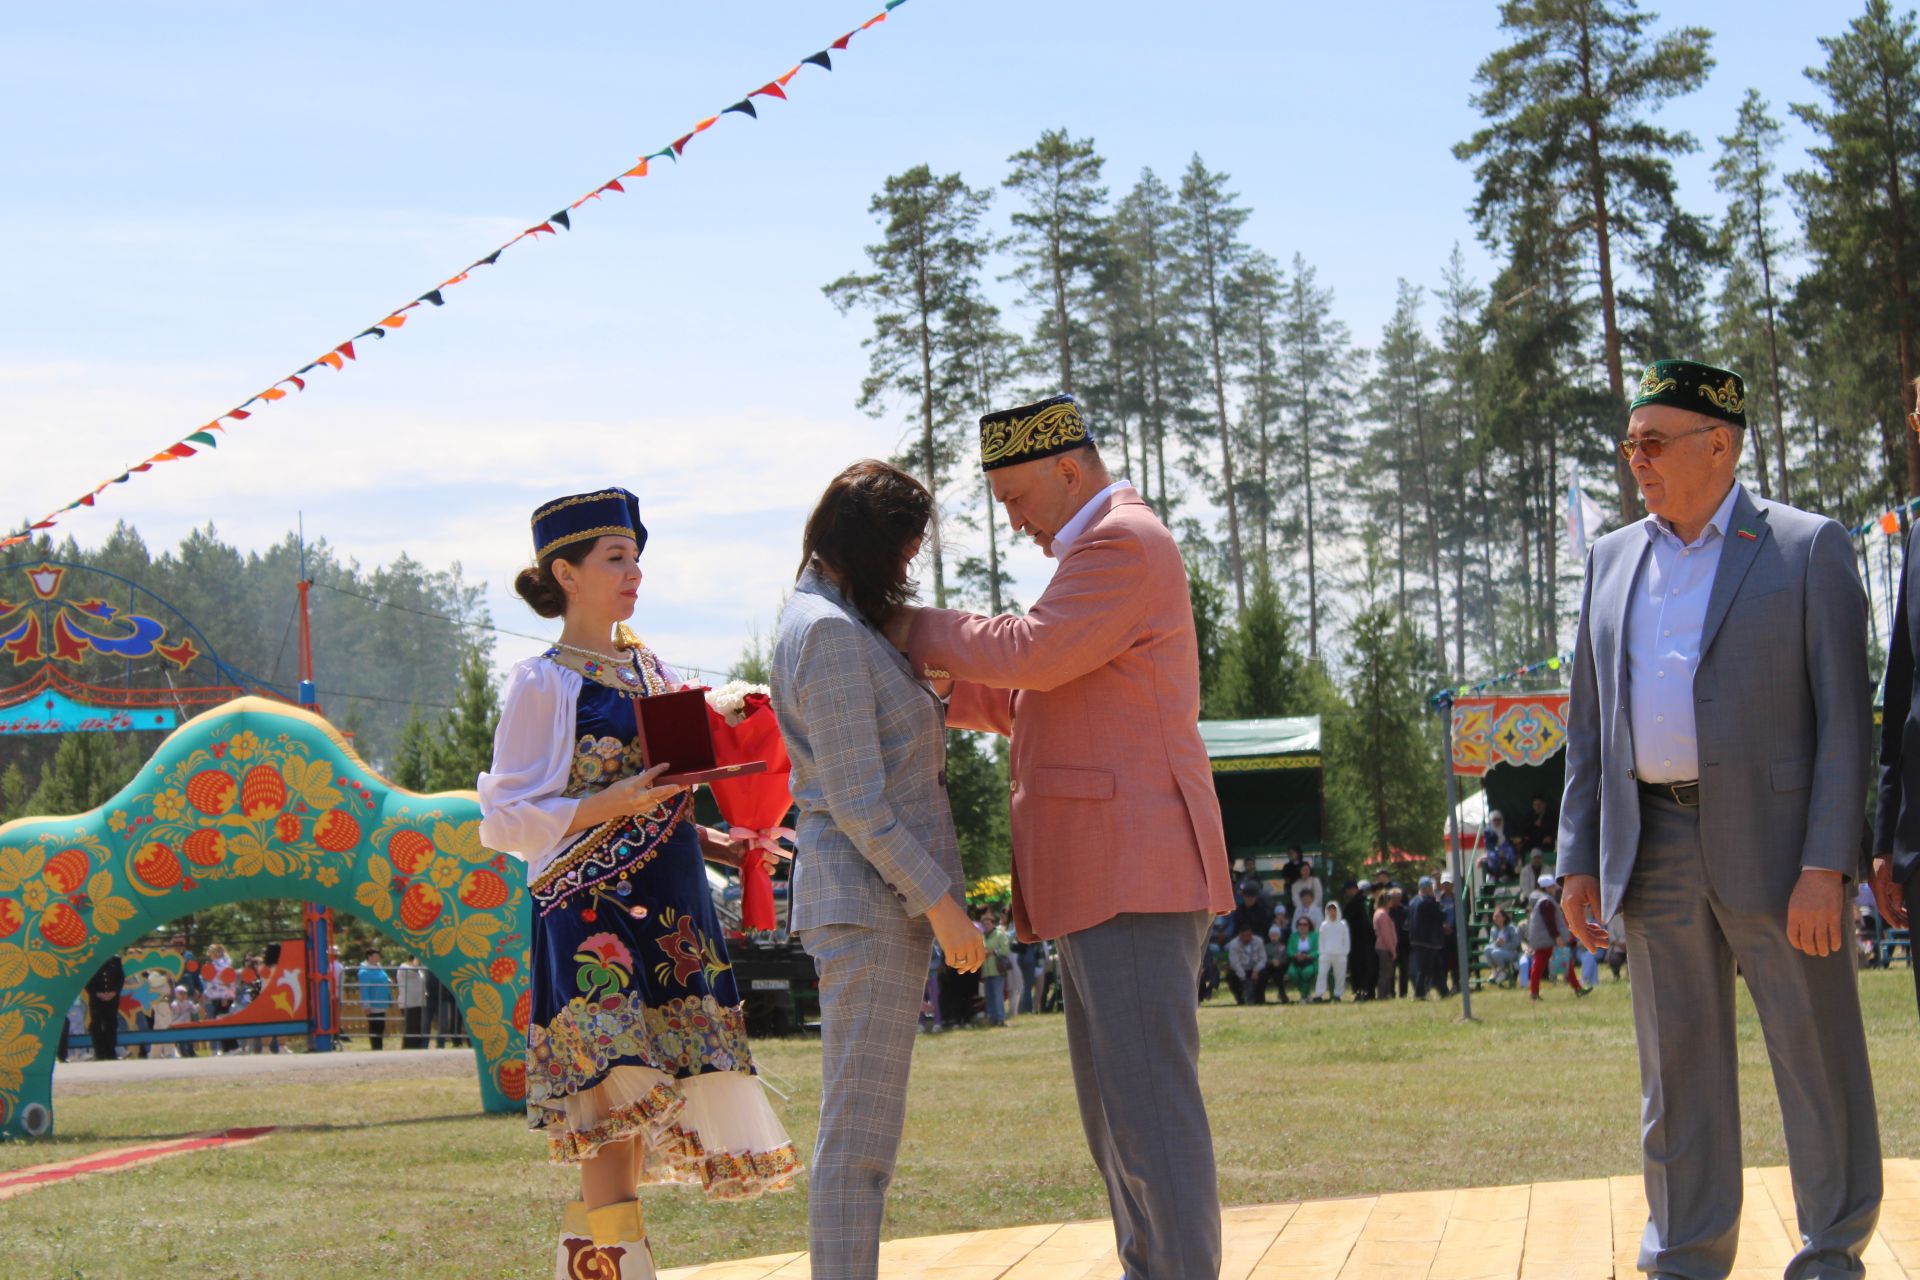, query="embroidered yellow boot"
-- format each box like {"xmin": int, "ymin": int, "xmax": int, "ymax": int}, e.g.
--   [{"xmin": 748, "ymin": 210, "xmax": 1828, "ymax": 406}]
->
[
  {"xmin": 554, "ymin": 1201, "xmax": 597, "ymax": 1279},
  {"xmin": 585, "ymin": 1200, "xmax": 658, "ymax": 1280}
]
